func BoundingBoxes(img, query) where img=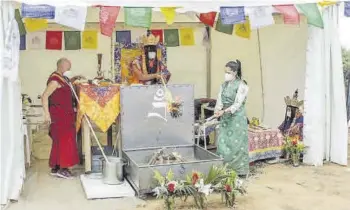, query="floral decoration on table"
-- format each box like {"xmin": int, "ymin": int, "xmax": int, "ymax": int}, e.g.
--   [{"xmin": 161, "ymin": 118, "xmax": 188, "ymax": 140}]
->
[
  {"xmin": 282, "ymin": 136, "xmax": 307, "ymax": 167},
  {"xmin": 152, "ymin": 165, "xmax": 246, "ymax": 210}
]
